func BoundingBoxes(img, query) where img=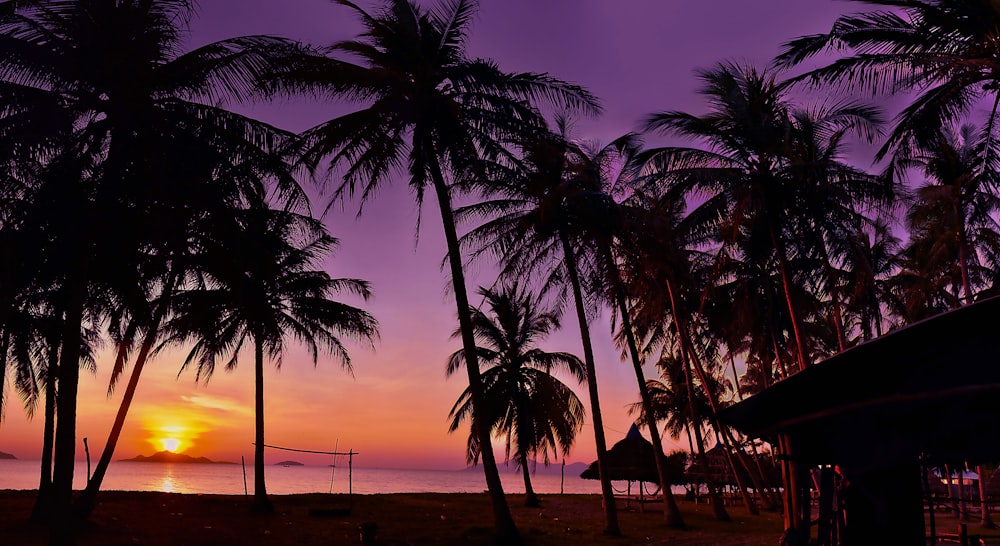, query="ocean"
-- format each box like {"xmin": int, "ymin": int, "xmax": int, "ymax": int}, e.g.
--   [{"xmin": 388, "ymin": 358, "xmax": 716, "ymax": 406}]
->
[{"xmin": 0, "ymin": 460, "xmax": 608, "ymax": 496}]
